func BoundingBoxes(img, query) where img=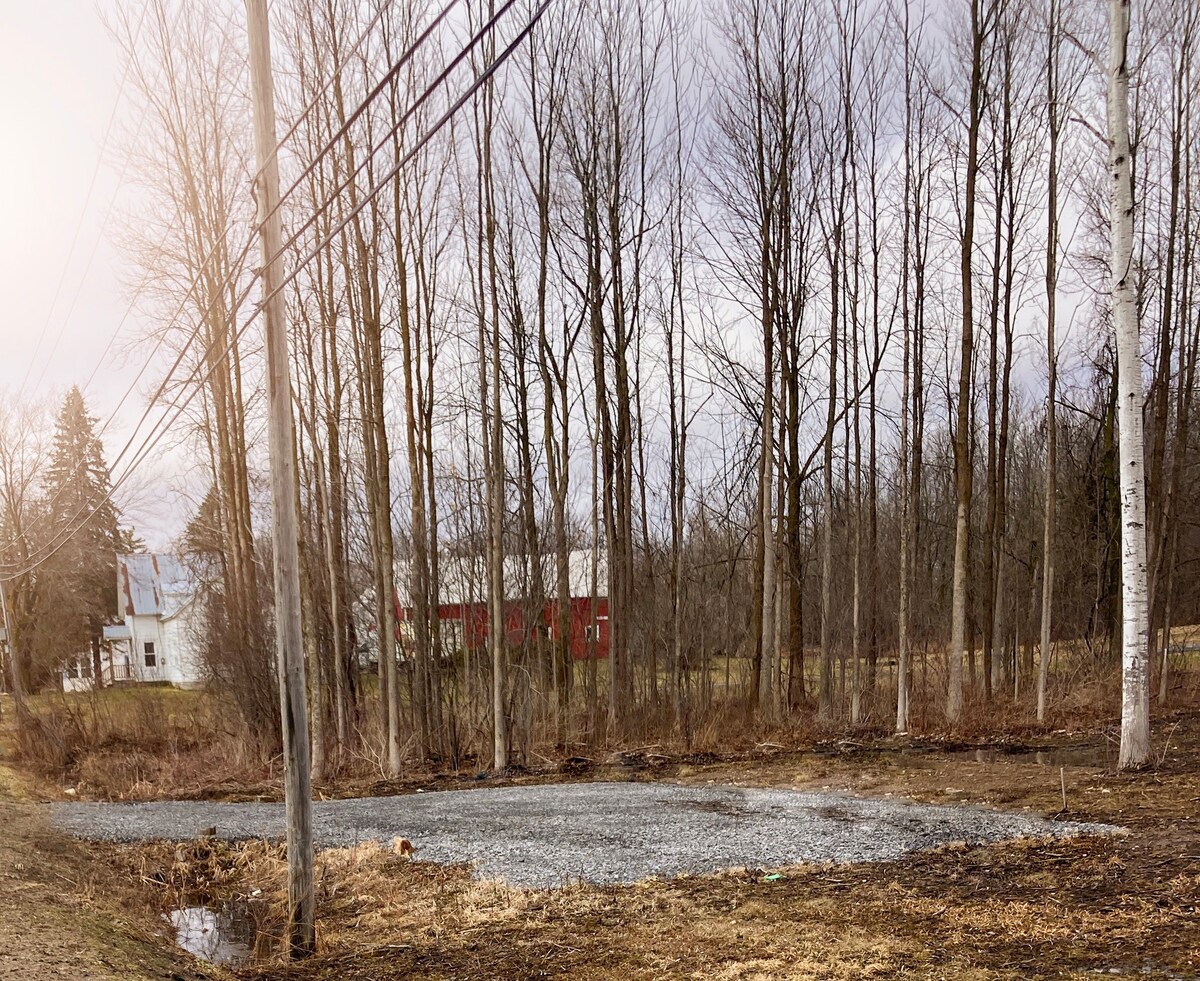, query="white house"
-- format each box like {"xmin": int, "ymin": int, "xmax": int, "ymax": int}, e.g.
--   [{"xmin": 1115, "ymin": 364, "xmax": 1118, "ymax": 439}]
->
[{"xmin": 62, "ymin": 554, "xmax": 206, "ymax": 691}]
